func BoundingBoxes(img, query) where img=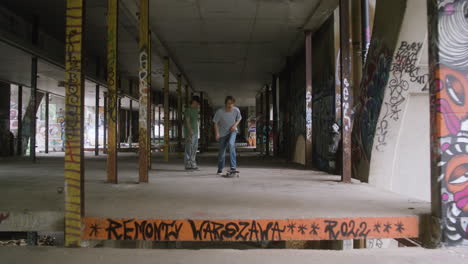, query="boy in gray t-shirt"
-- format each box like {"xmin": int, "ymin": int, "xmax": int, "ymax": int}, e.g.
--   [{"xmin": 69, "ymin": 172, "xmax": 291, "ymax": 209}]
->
[{"xmin": 213, "ymin": 96, "xmax": 242, "ymax": 175}]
